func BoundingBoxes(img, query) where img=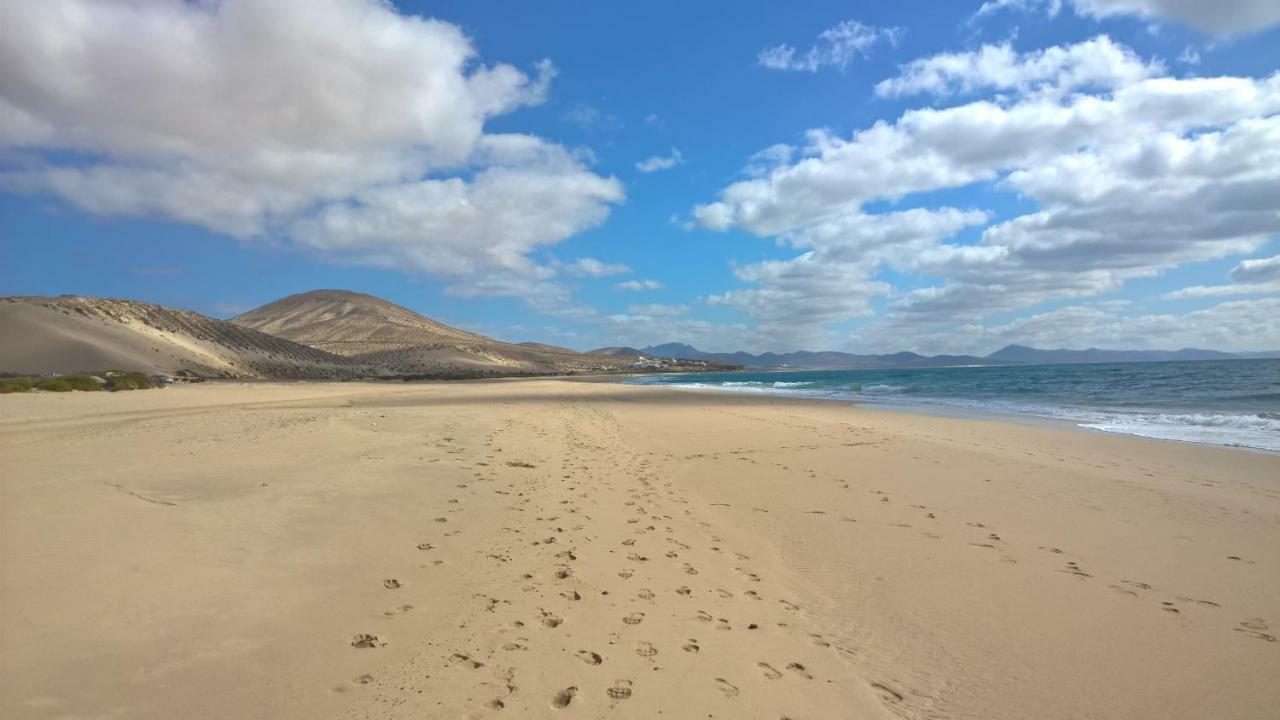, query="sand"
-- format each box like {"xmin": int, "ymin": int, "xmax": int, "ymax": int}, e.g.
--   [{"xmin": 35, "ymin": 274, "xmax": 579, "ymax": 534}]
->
[{"xmin": 1, "ymin": 379, "xmax": 1277, "ymax": 719}]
